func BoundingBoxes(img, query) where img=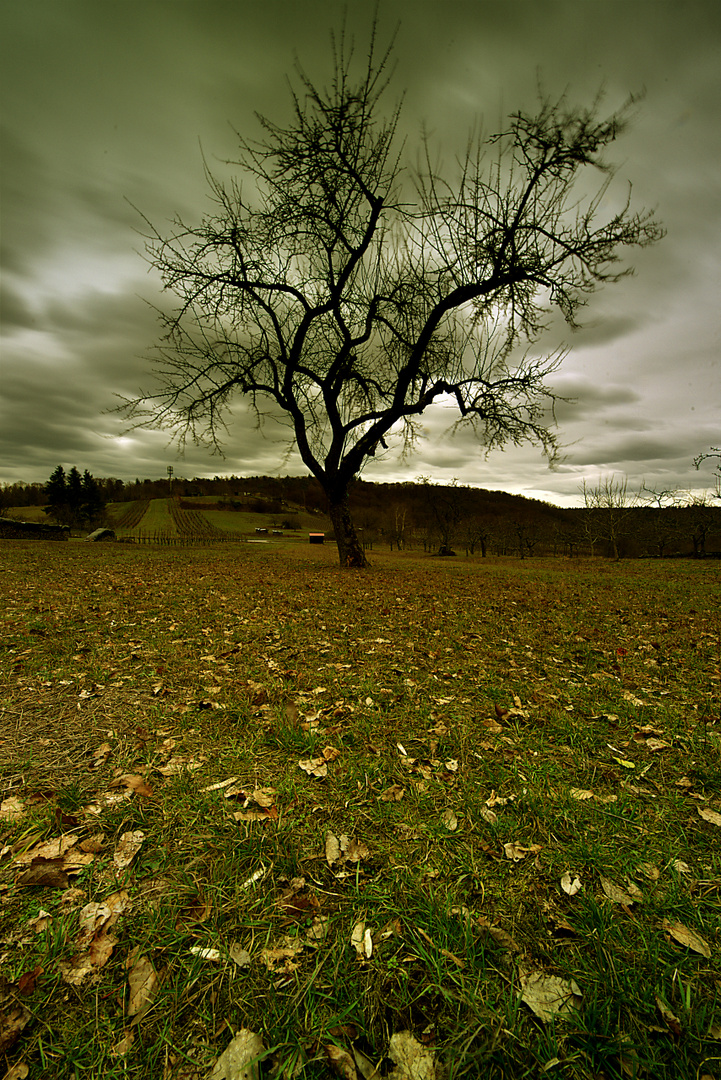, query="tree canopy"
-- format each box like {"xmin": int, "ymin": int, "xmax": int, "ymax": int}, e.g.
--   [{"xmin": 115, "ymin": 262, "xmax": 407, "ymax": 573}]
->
[{"xmin": 126, "ymin": 24, "xmax": 664, "ymax": 566}]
